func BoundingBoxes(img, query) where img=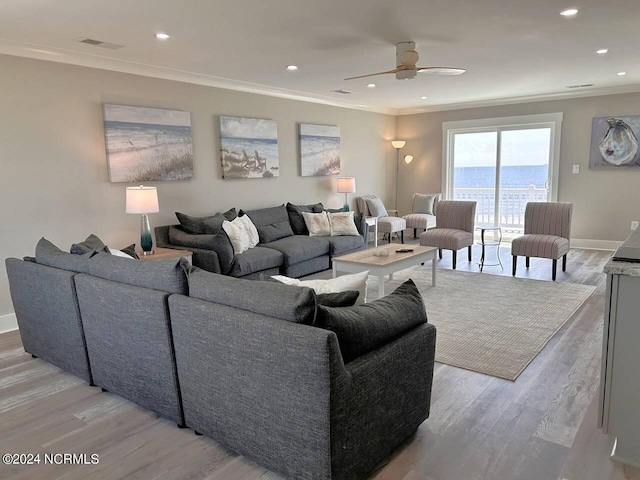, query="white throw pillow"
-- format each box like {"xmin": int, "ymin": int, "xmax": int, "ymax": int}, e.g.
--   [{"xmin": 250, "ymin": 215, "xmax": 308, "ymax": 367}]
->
[
  {"xmin": 301, "ymin": 211, "xmax": 331, "ymax": 237},
  {"xmin": 222, "ymin": 217, "xmax": 251, "ymax": 254},
  {"xmin": 108, "ymin": 248, "xmax": 135, "ymax": 259},
  {"xmin": 413, "ymin": 193, "xmax": 437, "ymax": 214},
  {"xmin": 366, "ymin": 197, "xmax": 388, "ymax": 218},
  {"xmin": 328, "ymin": 211, "xmax": 360, "ymax": 236},
  {"xmin": 238, "ymin": 214, "xmax": 259, "ymax": 248},
  {"xmin": 271, "ymin": 270, "xmax": 369, "ymax": 305}
]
